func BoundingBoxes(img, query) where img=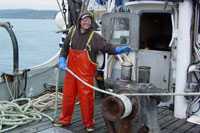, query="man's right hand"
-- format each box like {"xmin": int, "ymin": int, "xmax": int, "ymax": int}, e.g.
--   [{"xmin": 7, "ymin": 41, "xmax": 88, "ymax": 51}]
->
[{"xmin": 59, "ymin": 57, "xmax": 67, "ymax": 70}]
